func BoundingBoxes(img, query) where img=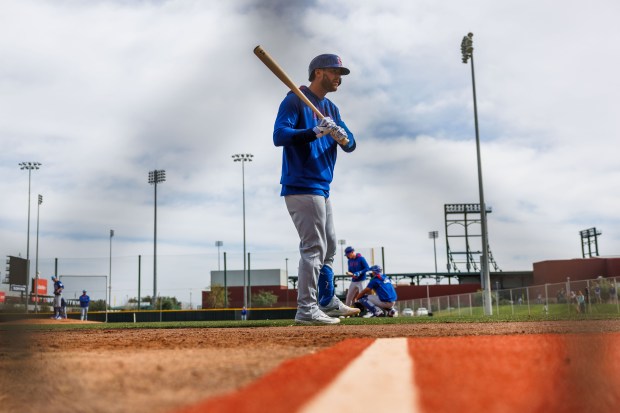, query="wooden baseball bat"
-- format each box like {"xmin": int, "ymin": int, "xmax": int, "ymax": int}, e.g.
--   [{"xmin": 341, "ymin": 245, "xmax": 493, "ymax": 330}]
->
[{"xmin": 253, "ymin": 45, "xmax": 348, "ymax": 145}]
